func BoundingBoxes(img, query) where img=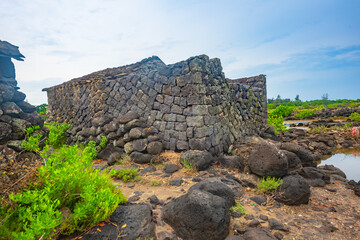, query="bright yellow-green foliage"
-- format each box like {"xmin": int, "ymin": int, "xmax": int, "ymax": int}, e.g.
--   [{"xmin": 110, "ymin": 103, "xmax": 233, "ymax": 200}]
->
[
  {"xmin": 180, "ymin": 157, "xmax": 194, "ymax": 169},
  {"xmin": 267, "ymin": 115, "xmax": 288, "ymax": 134},
  {"xmin": 349, "ymin": 112, "xmax": 360, "ymax": 122},
  {"xmin": 257, "ymin": 176, "xmax": 283, "ymax": 191},
  {"xmin": 295, "ymin": 110, "xmax": 314, "ymax": 119},
  {"xmin": 270, "ymin": 105, "xmax": 294, "ymax": 117},
  {"xmin": 111, "ymin": 168, "xmax": 141, "ymax": 182},
  {"xmin": 45, "ymin": 122, "xmax": 71, "ymax": 147},
  {"xmin": 230, "ymin": 201, "xmax": 247, "ymax": 215},
  {"xmin": 0, "ymin": 124, "xmax": 126, "ymax": 240}
]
